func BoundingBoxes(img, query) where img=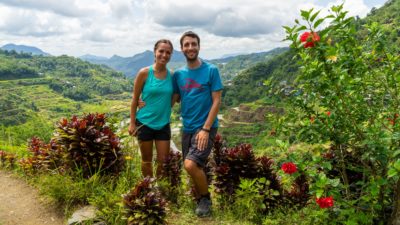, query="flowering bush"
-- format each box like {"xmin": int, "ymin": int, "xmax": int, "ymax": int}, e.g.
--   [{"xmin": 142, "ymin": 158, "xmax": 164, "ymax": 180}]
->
[{"xmin": 283, "ymin": 3, "xmax": 400, "ymax": 223}]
